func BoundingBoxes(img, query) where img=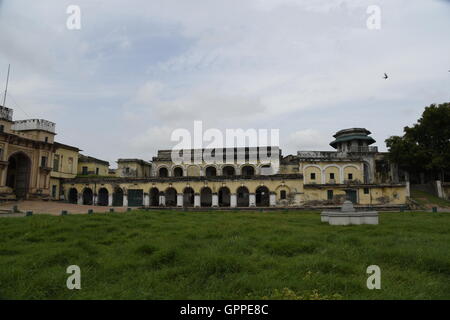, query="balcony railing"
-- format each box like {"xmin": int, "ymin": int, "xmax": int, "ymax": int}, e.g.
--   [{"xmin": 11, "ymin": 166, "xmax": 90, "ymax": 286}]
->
[{"xmin": 348, "ymin": 146, "xmax": 378, "ymax": 153}]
